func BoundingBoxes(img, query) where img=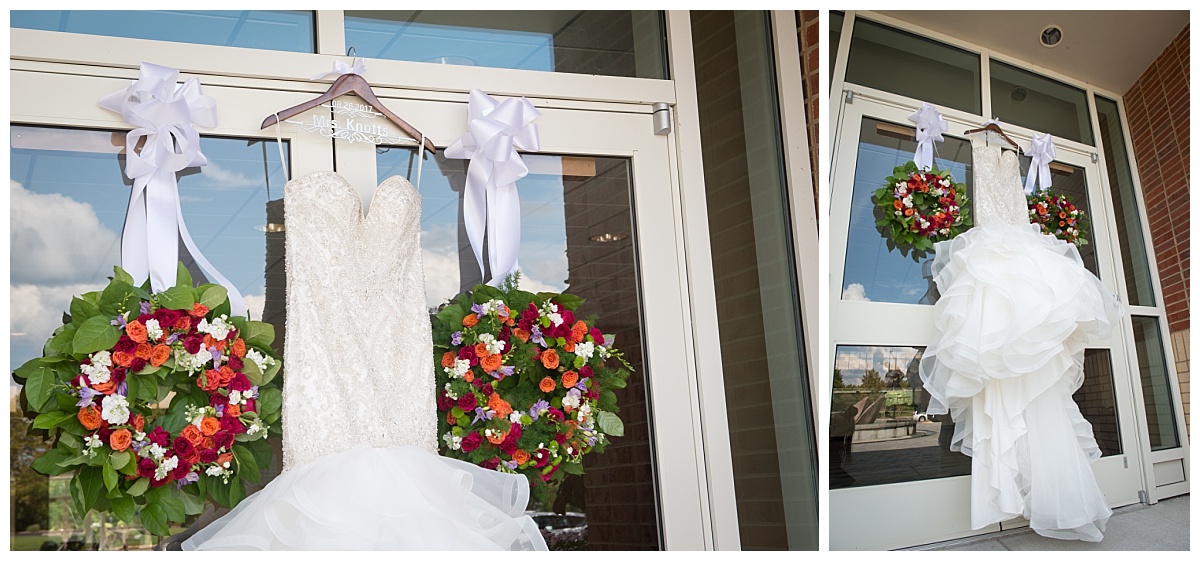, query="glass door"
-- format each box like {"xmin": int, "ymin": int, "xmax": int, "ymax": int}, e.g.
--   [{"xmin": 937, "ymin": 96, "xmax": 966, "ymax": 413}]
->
[{"xmin": 828, "ymin": 93, "xmax": 1145, "ymax": 550}]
